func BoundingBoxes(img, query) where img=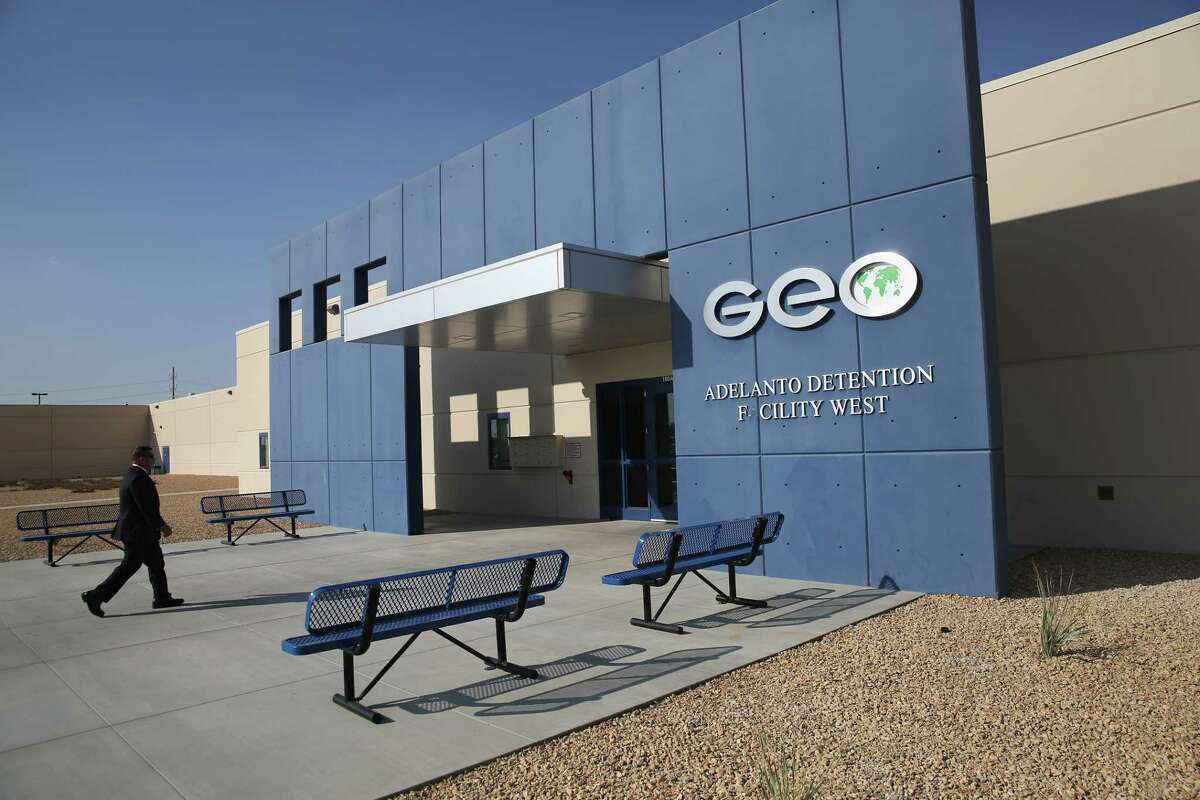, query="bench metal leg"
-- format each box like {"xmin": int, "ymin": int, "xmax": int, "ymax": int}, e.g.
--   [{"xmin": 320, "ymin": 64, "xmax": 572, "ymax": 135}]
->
[
  {"xmin": 332, "ymin": 652, "xmax": 386, "ymax": 723},
  {"xmin": 221, "ymin": 516, "xmax": 298, "ymax": 546},
  {"xmin": 630, "ymin": 578, "xmax": 686, "ymax": 635},
  {"xmin": 45, "ymin": 540, "xmax": 54, "ymax": 567},
  {"xmin": 481, "ymin": 618, "xmax": 538, "ymax": 679},
  {"xmin": 434, "ymin": 624, "xmax": 539, "ymax": 680},
  {"xmin": 223, "ymin": 515, "xmax": 295, "ymax": 546},
  {"xmin": 708, "ymin": 565, "xmax": 768, "ymax": 609},
  {"xmin": 331, "ymin": 632, "xmax": 421, "ymax": 724}
]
